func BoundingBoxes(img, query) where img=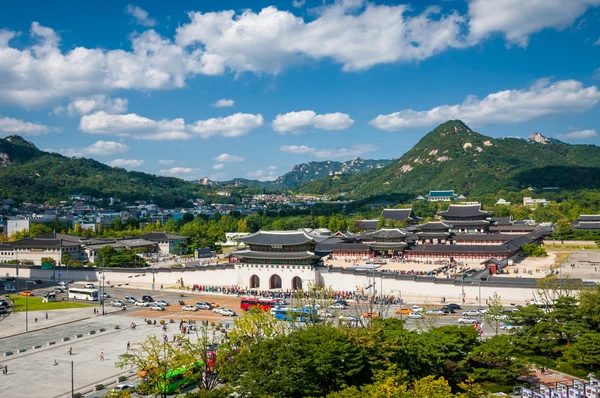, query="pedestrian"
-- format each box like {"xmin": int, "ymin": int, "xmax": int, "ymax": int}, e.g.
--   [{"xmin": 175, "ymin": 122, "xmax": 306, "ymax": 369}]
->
[
  {"xmin": 69, "ymin": 347, "xmax": 72, "ymax": 356},
  {"xmin": 127, "ymin": 341, "xmax": 130, "ymax": 351},
  {"xmin": 100, "ymin": 352, "xmax": 104, "ymax": 361},
  {"xmin": 45, "ymin": 312, "xmax": 48, "ymax": 320},
  {"xmin": 3, "ymin": 365, "xmax": 7, "ymax": 375},
  {"xmin": 34, "ymin": 317, "xmax": 38, "ymax": 324}
]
